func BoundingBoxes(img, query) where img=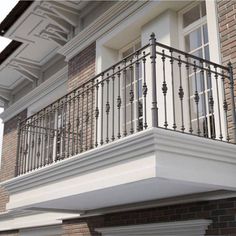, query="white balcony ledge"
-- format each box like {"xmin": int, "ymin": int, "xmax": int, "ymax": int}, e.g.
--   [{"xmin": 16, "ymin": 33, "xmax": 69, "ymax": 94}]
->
[{"xmin": 2, "ymin": 127, "xmax": 236, "ymax": 213}]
